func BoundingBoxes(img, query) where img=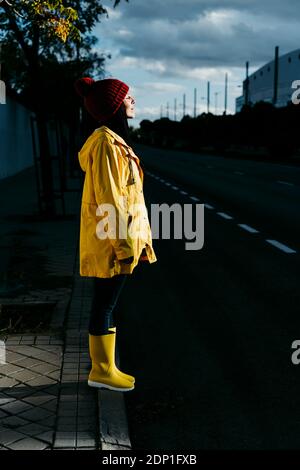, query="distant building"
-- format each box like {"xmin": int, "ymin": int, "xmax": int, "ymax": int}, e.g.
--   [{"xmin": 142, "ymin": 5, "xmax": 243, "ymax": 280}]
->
[{"xmin": 236, "ymin": 48, "xmax": 300, "ymax": 112}]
